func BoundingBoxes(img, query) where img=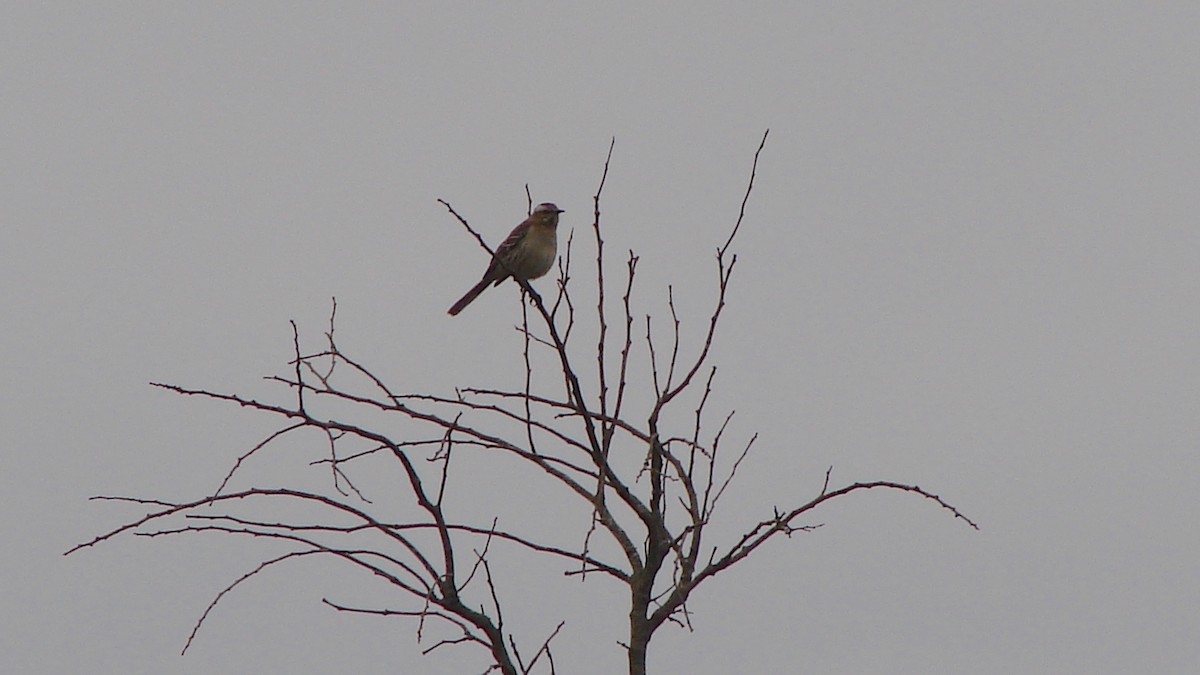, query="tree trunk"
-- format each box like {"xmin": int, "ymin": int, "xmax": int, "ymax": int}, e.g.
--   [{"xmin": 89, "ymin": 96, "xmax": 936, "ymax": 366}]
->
[
  {"xmin": 628, "ymin": 612, "xmax": 650, "ymax": 675},
  {"xmin": 628, "ymin": 568, "xmax": 652, "ymax": 675}
]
